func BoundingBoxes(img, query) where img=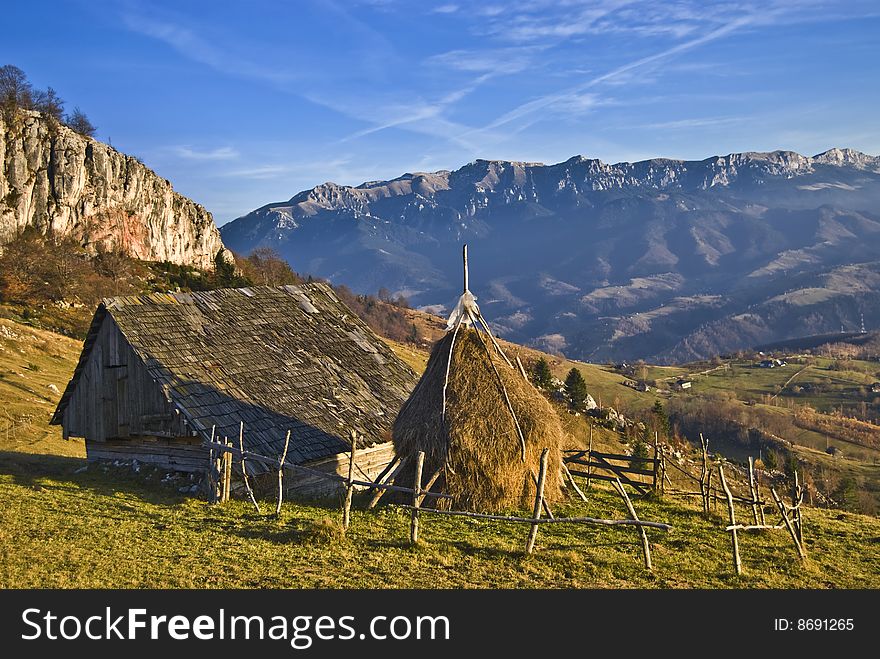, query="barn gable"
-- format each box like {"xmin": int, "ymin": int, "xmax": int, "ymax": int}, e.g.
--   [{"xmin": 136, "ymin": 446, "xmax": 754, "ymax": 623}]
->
[{"xmin": 52, "ymin": 283, "xmax": 419, "ymax": 478}]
